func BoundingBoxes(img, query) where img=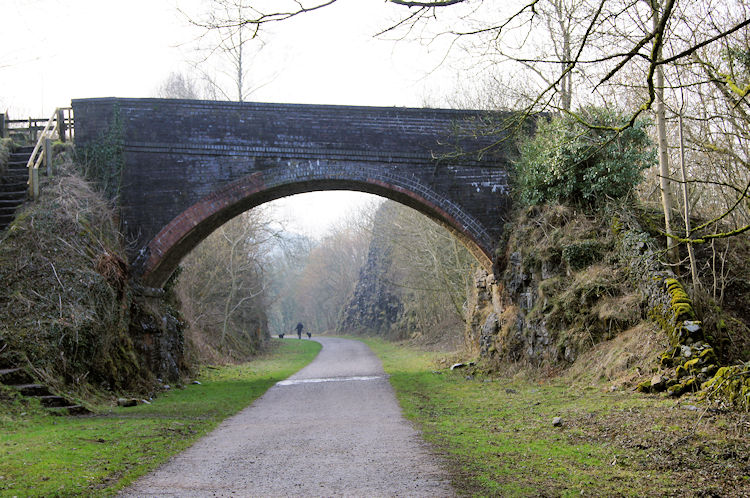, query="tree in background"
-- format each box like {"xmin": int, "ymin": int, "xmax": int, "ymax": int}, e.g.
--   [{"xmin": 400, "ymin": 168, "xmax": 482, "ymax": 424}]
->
[
  {"xmin": 296, "ymin": 225, "xmax": 372, "ymax": 332},
  {"xmin": 154, "ymin": 71, "xmax": 204, "ymax": 100},
  {"xmin": 339, "ymin": 201, "xmax": 477, "ymax": 343},
  {"xmin": 264, "ymin": 198, "xmax": 477, "ymax": 343},
  {"xmin": 265, "ymin": 232, "xmax": 313, "ymax": 336},
  {"xmin": 176, "ymin": 208, "xmax": 280, "ymax": 362},
  {"xmin": 267, "ymin": 212, "xmax": 372, "ymax": 334},
  {"xmin": 181, "ymin": 0, "xmax": 275, "ymax": 102}
]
